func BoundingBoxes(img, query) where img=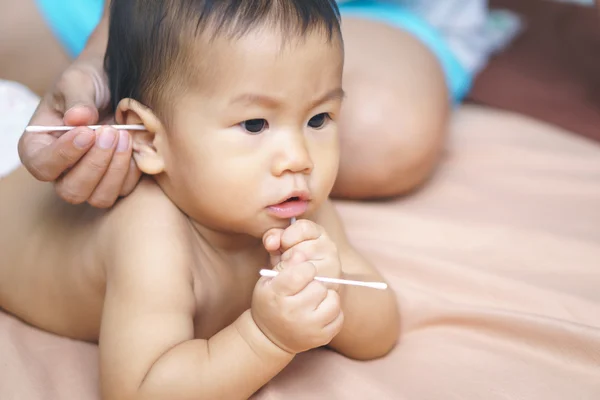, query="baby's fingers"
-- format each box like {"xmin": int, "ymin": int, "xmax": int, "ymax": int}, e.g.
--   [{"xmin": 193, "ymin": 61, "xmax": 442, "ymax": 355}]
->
[
  {"xmin": 263, "ymin": 227, "xmax": 285, "ymax": 266},
  {"xmin": 315, "ymin": 289, "xmax": 342, "ymax": 327},
  {"xmin": 263, "ymin": 228, "xmax": 284, "ymax": 252},
  {"xmin": 280, "ymin": 219, "xmax": 324, "ymax": 252},
  {"xmin": 323, "ymin": 307, "xmax": 344, "ymax": 340},
  {"xmin": 269, "ymin": 262, "xmax": 316, "ymax": 297}
]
